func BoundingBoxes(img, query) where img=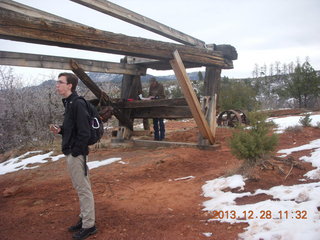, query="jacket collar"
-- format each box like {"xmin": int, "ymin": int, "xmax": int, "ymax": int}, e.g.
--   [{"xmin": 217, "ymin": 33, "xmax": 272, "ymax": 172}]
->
[{"xmin": 62, "ymin": 91, "xmax": 78, "ymax": 107}]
